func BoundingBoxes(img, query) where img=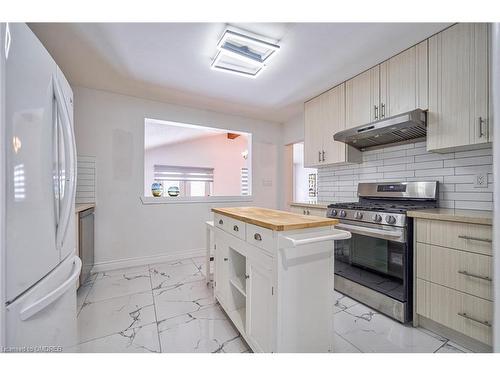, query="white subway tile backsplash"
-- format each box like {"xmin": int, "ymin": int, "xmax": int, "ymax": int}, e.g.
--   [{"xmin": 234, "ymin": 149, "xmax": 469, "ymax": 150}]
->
[
  {"xmin": 414, "ymin": 168, "xmax": 454, "ymax": 176},
  {"xmin": 444, "ymin": 156, "xmax": 493, "ymax": 167},
  {"xmin": 454, "ymin": 201, "xmax": 493, "ymax": 210},
  {"xmin": 317, "ymin": 141, "xmax": 493, "ymax": 210},
  {"xmin": 383, "ymin": 170, "xmax": 415, "ymax": 179},
  {"xmin": 407, "ymin": 160, "xmax": 444, "ymax": 170},
  {"xmin": 414, "ymin": 152, "xmax": 454, "ymax": 162}
]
